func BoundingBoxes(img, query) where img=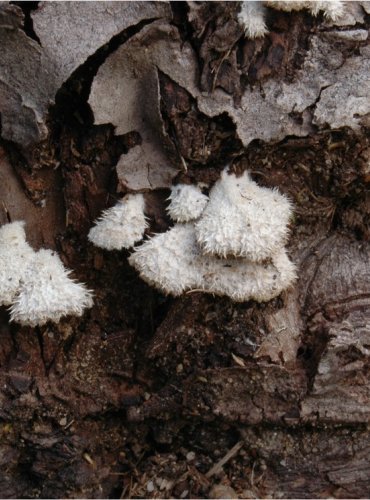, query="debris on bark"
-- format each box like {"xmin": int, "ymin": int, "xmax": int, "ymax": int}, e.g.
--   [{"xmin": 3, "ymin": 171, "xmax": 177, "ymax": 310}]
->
[{"xmin": 0, "ymin": 1, "xmax": 369, "ymax": 498}]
